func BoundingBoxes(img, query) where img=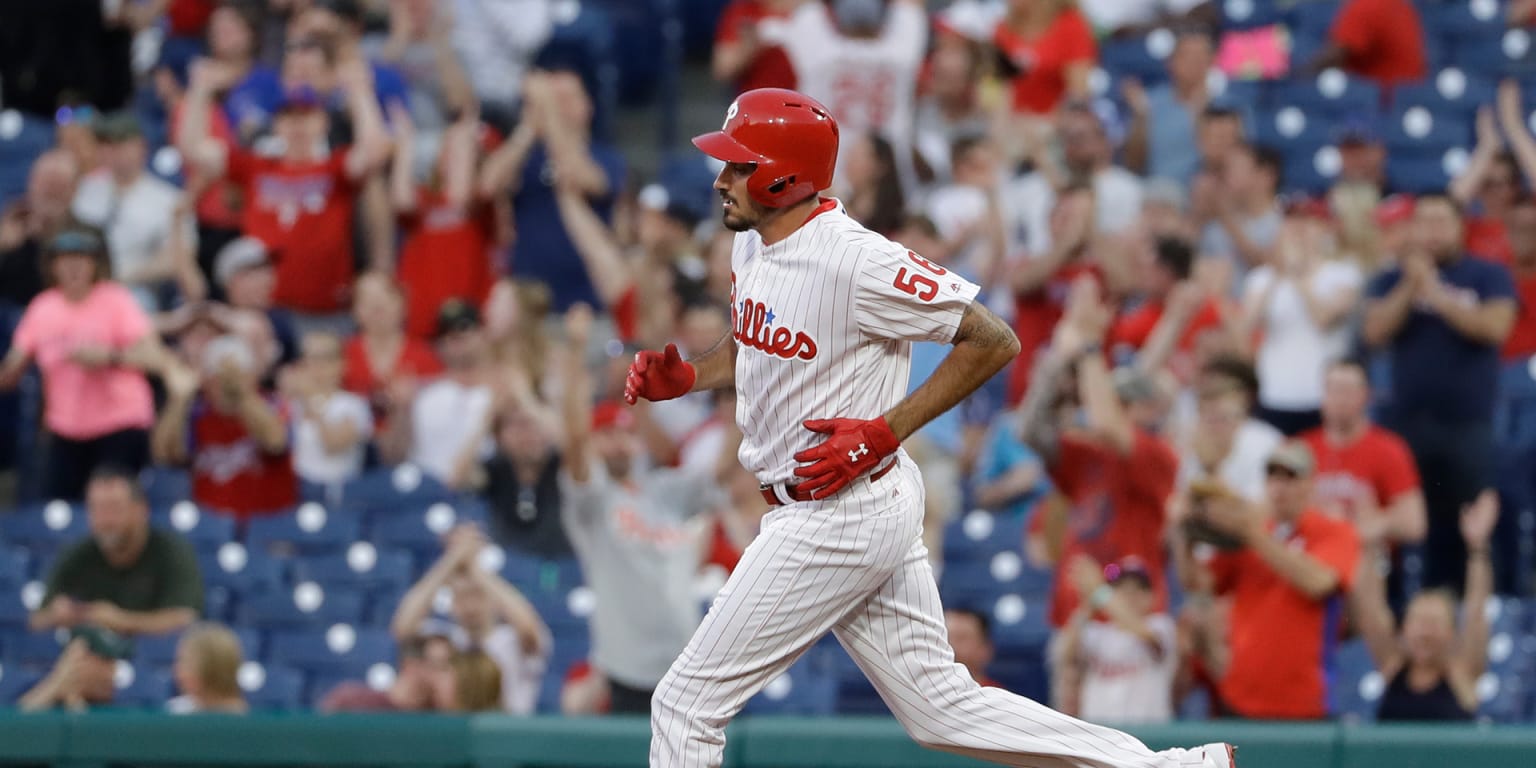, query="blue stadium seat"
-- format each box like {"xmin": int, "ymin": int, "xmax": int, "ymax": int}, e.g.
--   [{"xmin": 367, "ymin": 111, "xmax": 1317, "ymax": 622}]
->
[
  {"xmin": 151, "ymin": 502, "xmax": 237, "ymax": 551},
  {"xmin": 289, "ymin": 545, "xmax": 414, "ymax": 598},
  {"xmin": 113, "ymin": 662, "xmax": 174, "ymax": 708},
  {"xmin": 1099, "ymin": 35, "xmax": 1171, "ymax": 83},
  {"xmin": 3, "ymin": 631, "xmax": 65, "ymax": 668},
  {"xmin": 742, "ymin": 658, "xmax": 837, "ymax": 716},
  {"xmin": 0, "ymin": 501, "xmax": 88, "ymax": 550},
  {"xmin": 1384, "ymin": 107, "xmax": 1470, "ymax": 151},
  {"xmin": 1275, "ymin": 72, "xmax": 1382, "ymax": 116},
  {"xmin": 988, "ymin": 593, "xmax": 1051, "ymax": 654},
  {"xmin": 142, "ymin": 467, "xmax": 192, "ymax": 508},
  {"xmin": 1285, "ymin": 0, "xmax": 1339, "ymax": 40},
  {"xmin": 1252, "ymin": 105, "xmax": 1336, "ymax": 151},
  {"xmin": 1222, "ymin": 0, "xmax": 1285, "ymax": 30},
  {"xmin": 1392, "ymin": 69, "xmax": 1496, "ymax": 118},
  {"xmin": 195, "ymin": 542, "xmax": 285, "ymax": 596},
  {"xmin": 246, "ymin": 504, "xmax": 361, "ymax": 555},
  {"xmin": 338, "ymin": 466, "xmax": 452, "ymax": 519},
  {"xmin": 941, "ymin": 509, "xmax": 1028, "ymax": 564},
  {"xmin": 0, "ymin": 662, "xmax": 42, "ymax": 706},
  {"xmin": 1330, "ymin": 639, "xmax": 1380, "ymax": 722},
  {"xmin": 267, "ymin": 624, "xmax": 395, "ymax": 677},
  {"xmin": 237, "ymin": 583, "xmax": 364, "ymax": 629},
  {"xmin": 0, "ymin": 583, "xmax": 34, "ymax": 629},
  {"xmin": 370, "ymin": 501, "xmax": 487, "ymax": 557},
  {"xmin": 1478, "ymin": 672, "xmax": 1529, "ymax": 723},
  {"xmin": 1430, "ymin": 0, "xmax": 1510, "ymax": 42},
  {"xmin": 238, "ymin": 661, "xmax": 305, "ymax": 711},
  {"xmin": 1386, "ymin": 154, "xmax": 1455, "ymax": 194},
  {"xmin": 941, "ymin": 552, "xmax": 1053, "ymax": 606},
  {"xmin": 0, "ymin": 546, "xmax": 30, "ymax": 587}
]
